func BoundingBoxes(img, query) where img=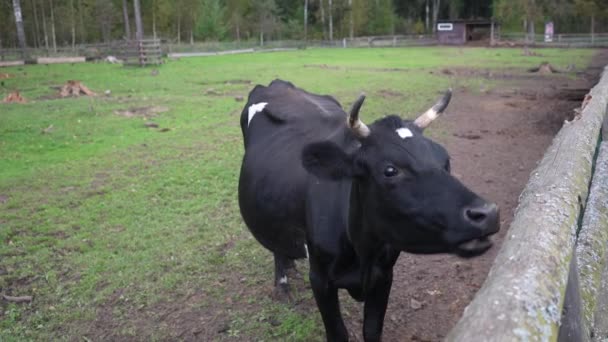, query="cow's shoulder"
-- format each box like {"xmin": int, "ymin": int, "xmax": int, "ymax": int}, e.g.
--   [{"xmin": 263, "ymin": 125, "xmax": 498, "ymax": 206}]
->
[{"xmin": 245, "ymin": 79, "xmax": 347, "ymax": 126}]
